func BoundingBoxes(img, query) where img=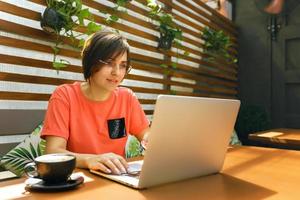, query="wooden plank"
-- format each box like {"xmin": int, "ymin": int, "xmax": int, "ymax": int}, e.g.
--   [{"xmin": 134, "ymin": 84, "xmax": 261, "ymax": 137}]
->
[
  {"xmin": 144, "ymin": 110, "xmax": 154, "ymax": 115},
  {"xmin": 139, "ymin": 99, "xmax": 156, "ymax": 104},
  {"xmin": 126, "ymin": 74, "xmax": 237, "ymax": 95},
  {"xmin": 0, "ymin": 19, "xmax": 76, "ymax": 46},
  {"xmin": 163, "ymin": 49, "xmax": 238, "ymax": 73},
  {"xmin": 0, "ymin": 54, "xmax": 82, "ymax": 73},
  {"xmin": 0, "ymin": 1, "xmax": 40, "ymax": 21},
  {"xmin": 130, "ymin": 53, "xmax": 237, "ymax": 76},
  {"xmin": 0, "ymin": 36, "xmax": 80, "ymax": 59},
  {"xmin": 131, "ymin": 61, "xmax": 237, "ymax": 82},
  {"xmin": 0, "ymin": 91, "xmax": 157, "ymax": 104},
  {"xmin": 130, "ymin": 61, "xmax": 237, "ymax": 88},
  {"xmin": 170, "ymin": 70, "xmax": 237, "ymax": 88},
  {"xmin": 0, "ymin": 91, "xmax": 50, "ymax": 101},
  {"xmin": 125, "ymin": 86, "xmax": 168, "ymax": 94},
  {"xmin": 0, "ymin": 71, "xmax": 76, "ymax": 86}
]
